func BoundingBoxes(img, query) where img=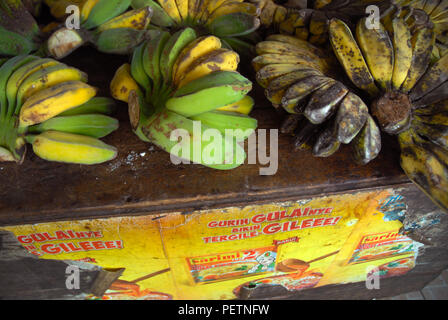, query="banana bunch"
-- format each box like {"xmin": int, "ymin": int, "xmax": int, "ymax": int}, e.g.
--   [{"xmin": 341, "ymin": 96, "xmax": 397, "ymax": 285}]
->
[
  {"xmin": 45, "ymin": 0, "xmax": 155, "ymax": 59},
  {"xmin": 252, "ymin": 34, "xmax": 376, "ymax": 162},
  {"xmin": 390, "ymin": 0, "xmax": 448, "ymax": 58},
  {"xmin": 0, "ymin": 55, "xmax": 118, "ymax": 165},
  {"xmin": 253, "ymin": 12, "xmax": 448, "ymax": 211},
  {"xmin": 0, "ymin": 0, "xmax": 43, "ymax": 57},
  {"xmin": 250, "ymin": 0, "xmax": 330, "ymax": 46},
  {"xmin": 130, "ymin": 0, "xmax": 261, "ymax": 54},
  {"xmin": 251, "ymin": 0, "xmax": 390, "ymax": 47},
  {"xmin": 398, "ymin": 125, "xmax": 448, "ymax": 212},
  {"xmin": 110, "ymin": 28, "xmax": 257, "ymax": 170}
]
